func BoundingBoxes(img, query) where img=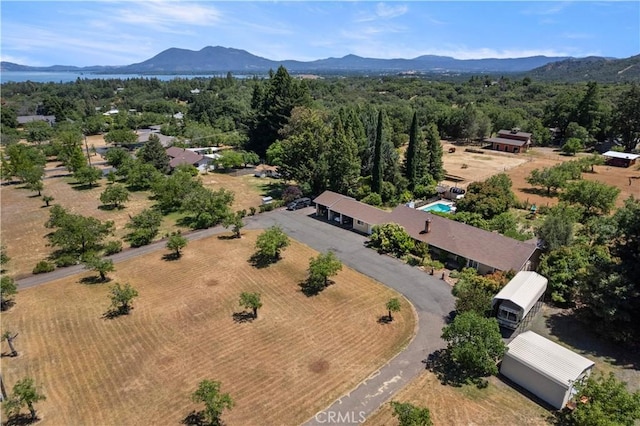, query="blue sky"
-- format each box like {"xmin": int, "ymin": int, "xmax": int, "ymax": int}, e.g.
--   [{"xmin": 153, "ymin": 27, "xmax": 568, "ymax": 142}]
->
[{"xmin": 1, "ymin": 1, "xmax": 638, "ymax": 66}]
